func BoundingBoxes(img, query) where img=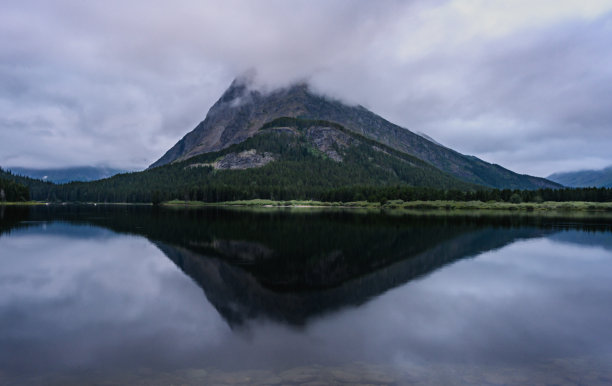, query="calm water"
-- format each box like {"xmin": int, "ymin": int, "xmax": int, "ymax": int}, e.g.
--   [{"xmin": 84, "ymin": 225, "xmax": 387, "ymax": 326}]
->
[{"xmin": 1, "ymin": 205, "xmax": 612, "ymax": 385}]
